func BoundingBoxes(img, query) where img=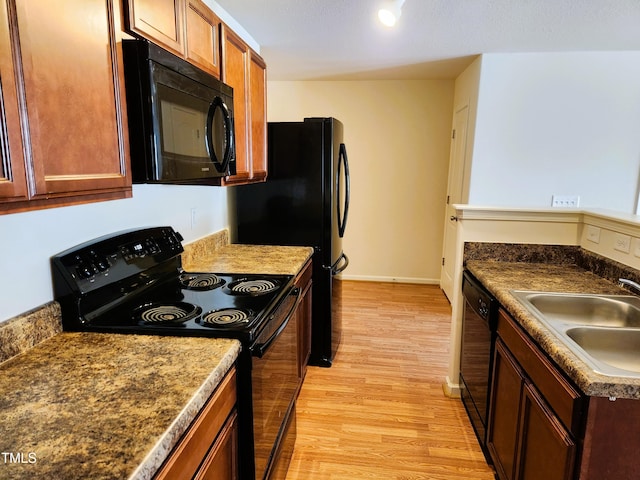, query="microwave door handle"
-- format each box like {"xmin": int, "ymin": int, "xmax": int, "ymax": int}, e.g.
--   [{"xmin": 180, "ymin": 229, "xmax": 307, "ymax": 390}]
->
[
  {"xmin": 219, "ymin": 98, "xmax": 233, "ymax": 173},
  {"xmin": 206, "ymin": 97, "xmax": 233, "ymax": 173}
]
